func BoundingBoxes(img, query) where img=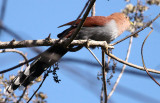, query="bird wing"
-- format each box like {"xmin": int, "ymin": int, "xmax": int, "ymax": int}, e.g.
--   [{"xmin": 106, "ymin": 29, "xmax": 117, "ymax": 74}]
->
[
  {"xmin": 57, "ymin": 16, "xmax": 111, "ymax": 38},
  {"xmin": 58, "ymin": 16, "xmax": 109, "ymax": 28}
]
